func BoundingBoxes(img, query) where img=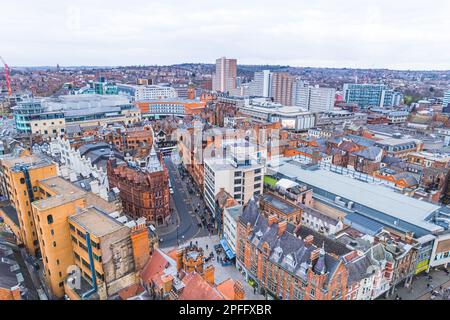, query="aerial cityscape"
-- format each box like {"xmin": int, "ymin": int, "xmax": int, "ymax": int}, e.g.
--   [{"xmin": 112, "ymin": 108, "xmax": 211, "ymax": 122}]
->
[{"xmin": 1, "ymin": 0, "xmax": 450, "ymax": 308}]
